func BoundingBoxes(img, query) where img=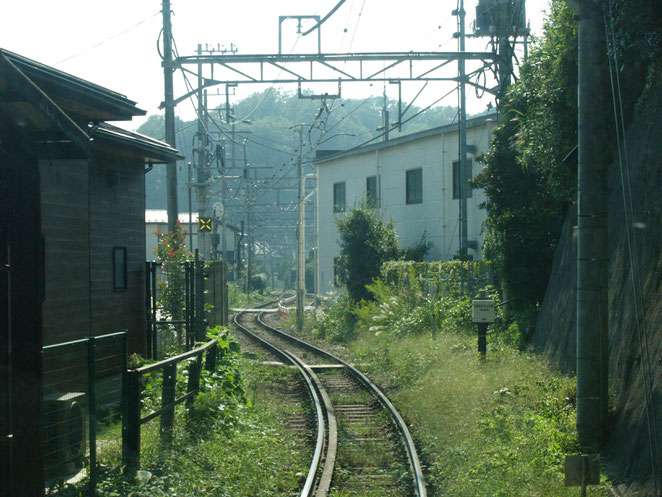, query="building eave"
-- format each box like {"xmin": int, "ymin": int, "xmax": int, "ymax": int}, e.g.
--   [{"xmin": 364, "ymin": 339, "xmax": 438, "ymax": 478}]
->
[
  {"xmin": 91, "ymin": 123, "xmax": 183, "ymax": 163},
  {"xmin": 1, "ymin": 48, "xmax": 145, "ymax": 122}
]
